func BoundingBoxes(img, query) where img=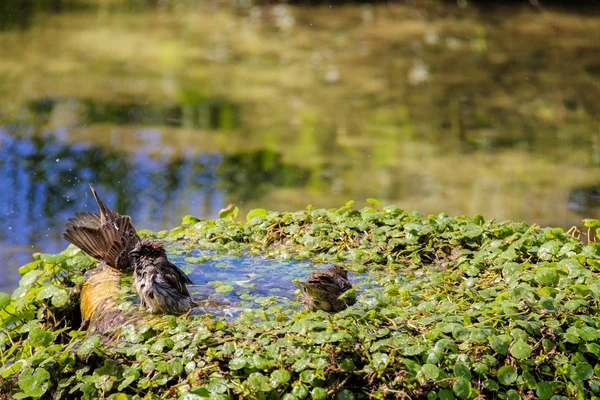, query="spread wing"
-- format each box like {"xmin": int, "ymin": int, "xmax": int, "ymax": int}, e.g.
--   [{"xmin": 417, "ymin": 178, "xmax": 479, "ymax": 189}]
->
[{"xmin": 64, "ymin": 214, "xmax": 139, "ymax": 269}]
